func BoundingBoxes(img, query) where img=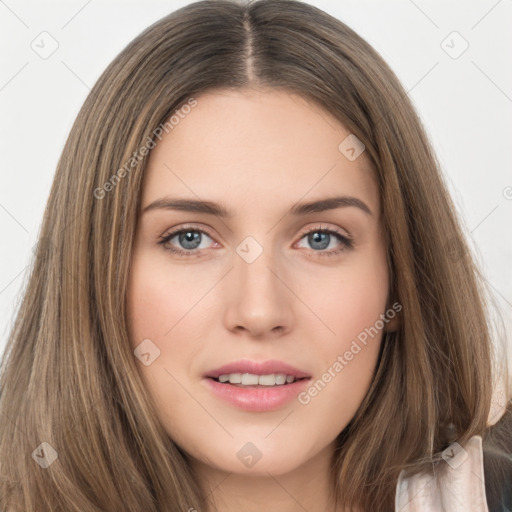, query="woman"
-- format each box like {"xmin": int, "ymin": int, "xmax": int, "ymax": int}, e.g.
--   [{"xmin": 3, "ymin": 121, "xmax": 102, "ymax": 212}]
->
[{"xmin": 0, "ymin": 1, "xmax": 510, "ymax": 510}]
